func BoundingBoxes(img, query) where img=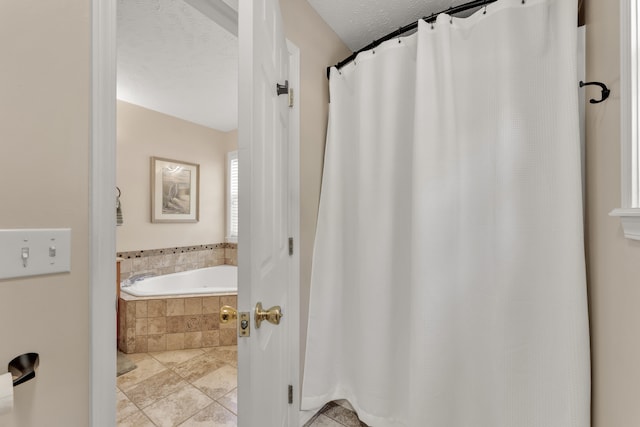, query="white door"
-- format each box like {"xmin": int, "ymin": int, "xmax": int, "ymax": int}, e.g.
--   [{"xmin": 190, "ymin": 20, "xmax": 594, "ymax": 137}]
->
[{"xmin": 237, "ymin": 0, "xmax": 292, "ymax": 426}]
